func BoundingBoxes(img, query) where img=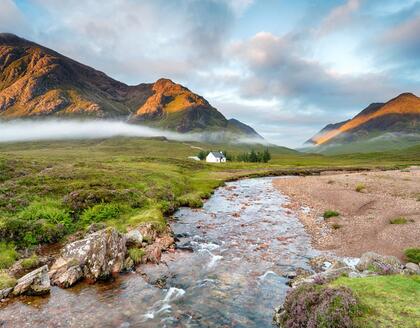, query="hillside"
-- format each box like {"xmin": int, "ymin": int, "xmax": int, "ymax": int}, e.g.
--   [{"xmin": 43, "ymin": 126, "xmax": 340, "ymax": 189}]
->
[
  {"xmin": 305, "ymin": 93, "xmax": 420, "ymax": 153},
  {"xmin": 0, "ymin": 33, "xmax": 262, "ymax": 140}
]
